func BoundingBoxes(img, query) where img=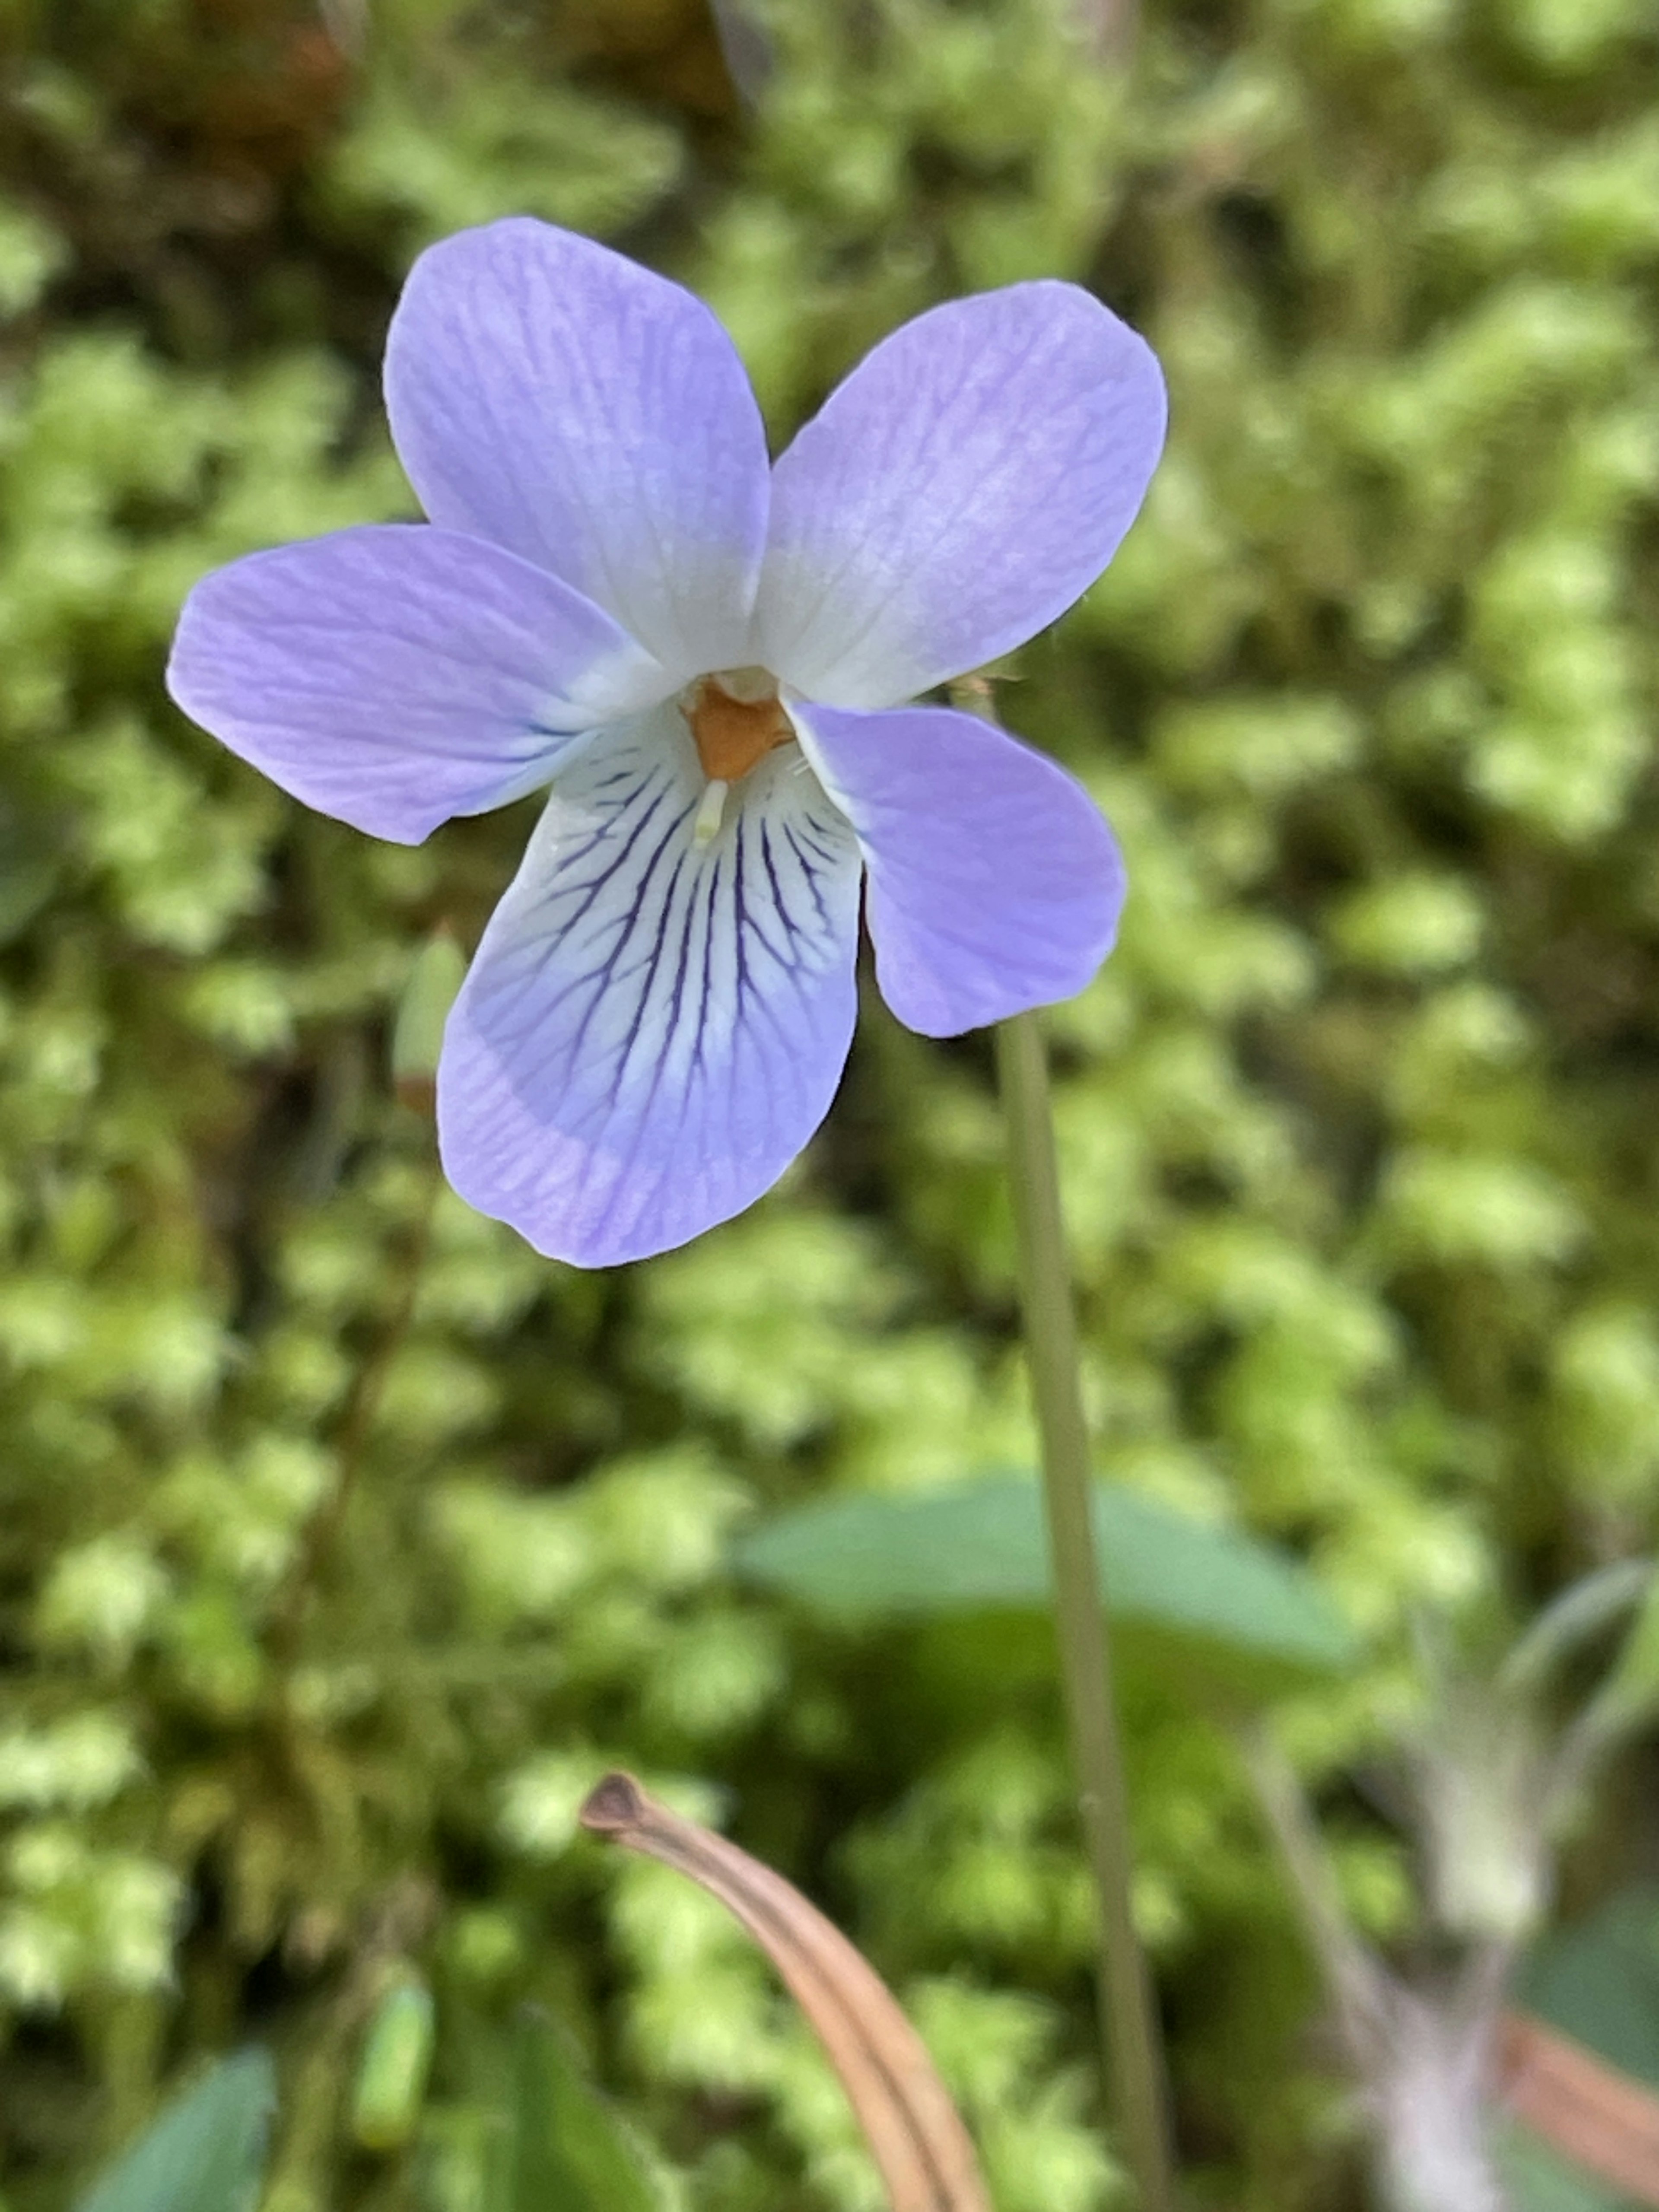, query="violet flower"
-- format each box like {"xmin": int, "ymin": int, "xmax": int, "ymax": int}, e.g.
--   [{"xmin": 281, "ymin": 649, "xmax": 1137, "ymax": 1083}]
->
[{"xmin": 168, "ymin": 219, "xmax": 1165, "ymax": 1265}]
